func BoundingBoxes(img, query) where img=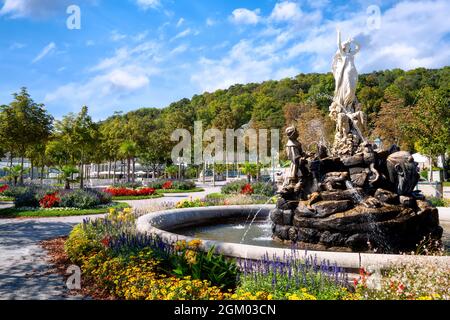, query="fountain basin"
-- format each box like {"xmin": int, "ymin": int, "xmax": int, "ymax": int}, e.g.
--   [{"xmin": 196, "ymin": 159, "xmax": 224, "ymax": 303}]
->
[{"xmin": 136, "ymin": 205, "xmax": 450, "ymax": 270}]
